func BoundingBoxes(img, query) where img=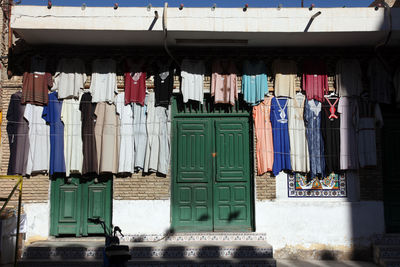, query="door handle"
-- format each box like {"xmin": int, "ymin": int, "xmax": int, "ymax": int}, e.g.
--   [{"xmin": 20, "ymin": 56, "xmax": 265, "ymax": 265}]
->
[{"xmin": 212, "ymin": 152, "xmax": 217, "ymax": 158}]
